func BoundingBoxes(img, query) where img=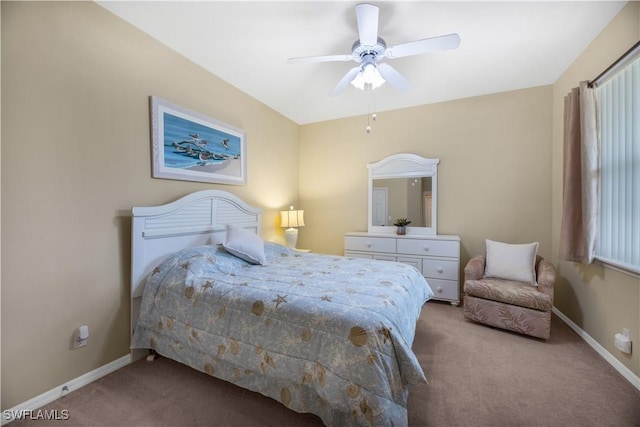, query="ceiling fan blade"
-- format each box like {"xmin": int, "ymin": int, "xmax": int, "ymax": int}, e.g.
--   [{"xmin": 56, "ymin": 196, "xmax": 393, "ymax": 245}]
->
[
  {"xmin": 377, "ymin": 63, "xmax": 411, "ymax": 91},
  {"xmin": 287, "ymin": 54, "xmax": 353, "ymax": 64},
  {"xmin": 329, "ymin": 66, "xmax": 361, "ymax": 96},
  {"xmin": 385, "ymin": 33, "xmax": 461, "ymax": 59},
  {"xmin": 355, "ymin": 3, "xmax": 379, "ymax": 46}
]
